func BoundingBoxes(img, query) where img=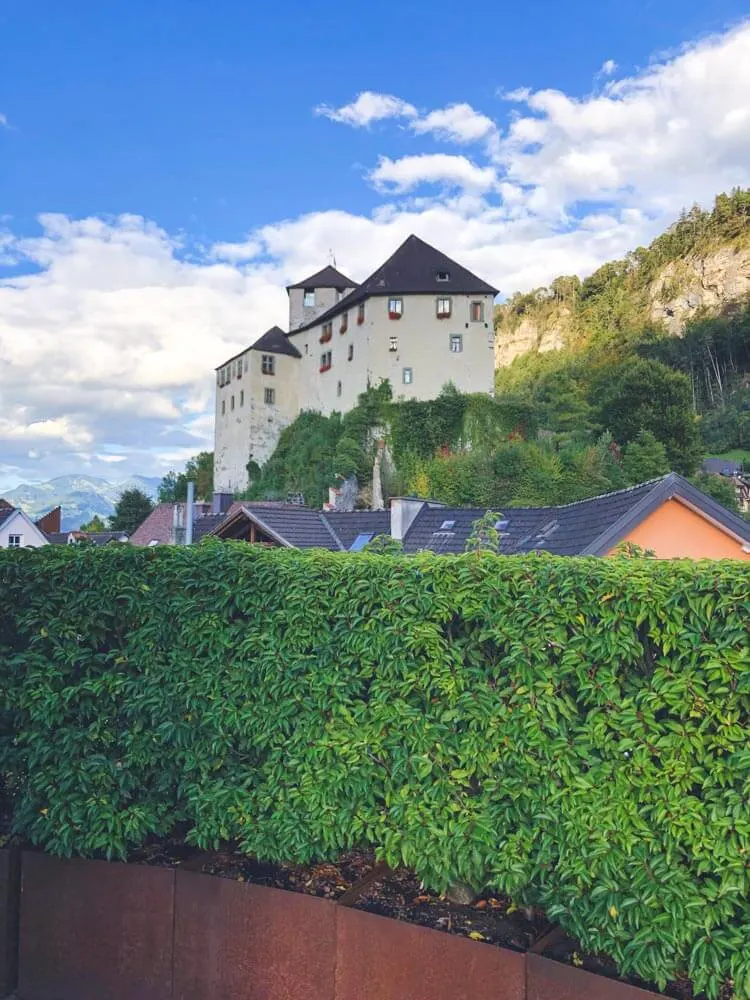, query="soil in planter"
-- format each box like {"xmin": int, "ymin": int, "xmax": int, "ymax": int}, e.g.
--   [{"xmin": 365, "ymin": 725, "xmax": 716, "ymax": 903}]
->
[{"xmin": 127, "ymin": 841, "xmax": 732, "ymax": 1000}]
